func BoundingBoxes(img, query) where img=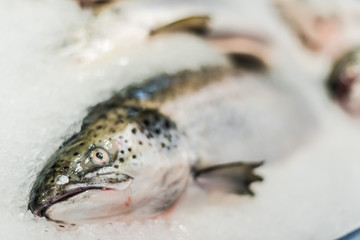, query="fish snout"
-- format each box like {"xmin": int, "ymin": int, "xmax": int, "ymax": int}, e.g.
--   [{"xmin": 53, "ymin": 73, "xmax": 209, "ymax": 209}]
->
[
  {"xmin": 28, "ymin": 174, "xmax": 68, "ymax": 218},
  {"xmin": 28, "ymin": 189, "xmax": 49, "ymax": 217}
]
